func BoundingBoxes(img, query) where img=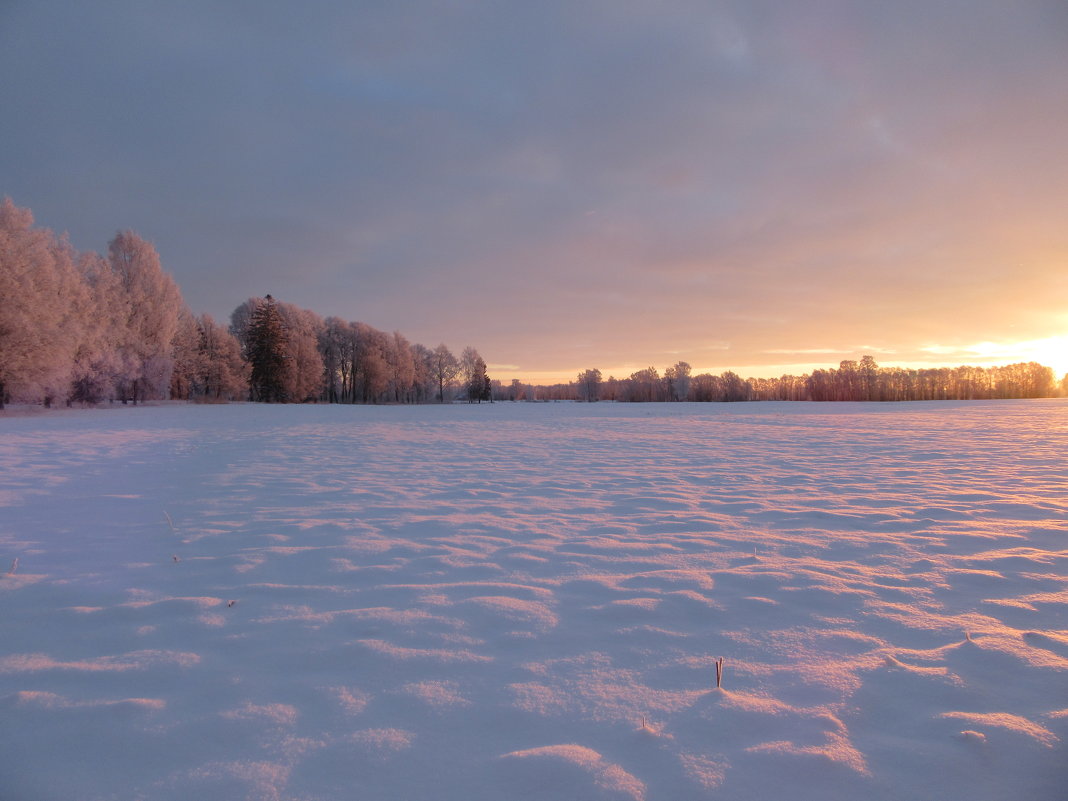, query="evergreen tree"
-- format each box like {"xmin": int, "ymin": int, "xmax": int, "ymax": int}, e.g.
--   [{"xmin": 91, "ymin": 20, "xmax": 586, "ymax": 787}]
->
[
  {"xmin": 460, "ymin": 346, "xmax": 494, "ymax": 403},
  {"xmin": 247, "ymin": 295, "xmax": 290, "ymax": 402},
  {"xmin": 468, "ymin": 355, "xmax": 492, "ymax": 403}
]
